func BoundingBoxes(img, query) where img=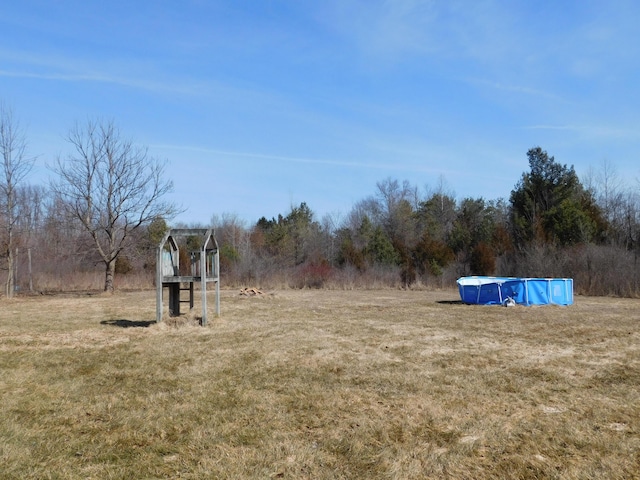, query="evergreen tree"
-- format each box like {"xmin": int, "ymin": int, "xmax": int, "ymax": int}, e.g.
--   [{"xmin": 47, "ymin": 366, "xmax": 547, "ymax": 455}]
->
[{"xmin": 510, "ymin": 147, "xmax": 603, "ymax": 248}]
